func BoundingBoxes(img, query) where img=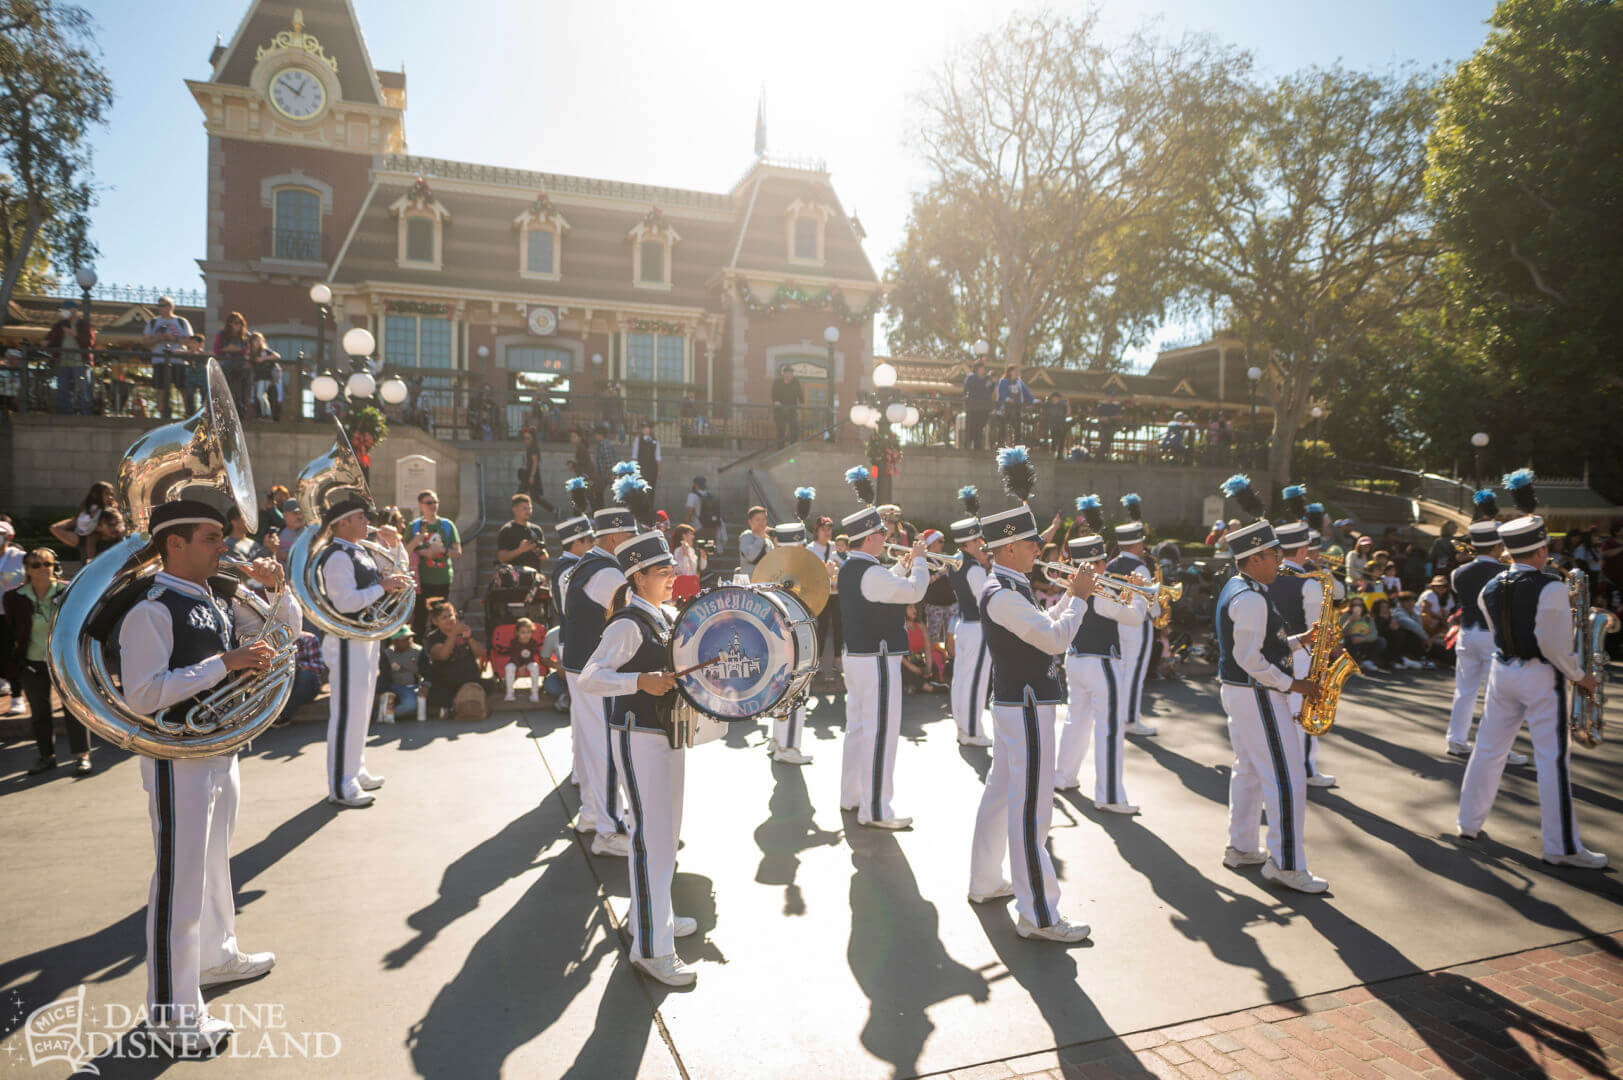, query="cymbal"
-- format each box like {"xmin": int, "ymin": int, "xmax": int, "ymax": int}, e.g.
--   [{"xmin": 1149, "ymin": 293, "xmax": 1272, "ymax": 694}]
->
[{"xmin": 752, "ymin": 545, "xmax": 830, "ymax": 616}]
